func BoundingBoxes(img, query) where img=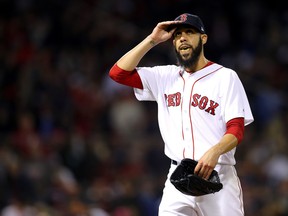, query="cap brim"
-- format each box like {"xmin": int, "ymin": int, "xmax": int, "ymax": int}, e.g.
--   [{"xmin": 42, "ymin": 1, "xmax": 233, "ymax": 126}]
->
[
  {"xmin": 166, "ymin": 23, "xmax": 201, "ymax": 33},
  {"xmin": 166, "ymin": 23, "xmax": 188, "ymax": 32}
]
